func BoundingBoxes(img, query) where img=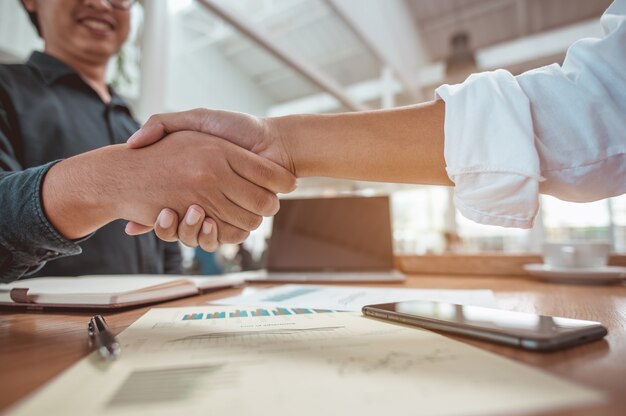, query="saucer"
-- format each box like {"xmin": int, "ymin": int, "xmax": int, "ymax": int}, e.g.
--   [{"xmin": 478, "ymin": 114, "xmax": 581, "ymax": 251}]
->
[{"xmin": 523, "ymin": 264, "xmax": 626, "ymax": 285}]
